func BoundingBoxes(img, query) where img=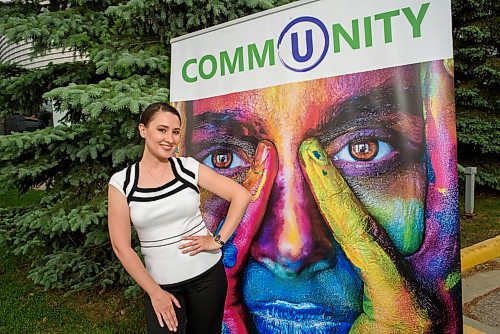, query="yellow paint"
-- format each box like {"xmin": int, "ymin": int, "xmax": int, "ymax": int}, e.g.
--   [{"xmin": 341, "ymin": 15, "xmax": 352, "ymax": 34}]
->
[
  {"xmin": 430, "ymin": 96, "xmax": 441, "ymax": 126},
  {"xmin": 438, "ymin": 187, "xmax": 447, "ymax": 194},
  {"xmin": 250, "ymin": 170, "xmax": 266, "ymax": 201}
]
